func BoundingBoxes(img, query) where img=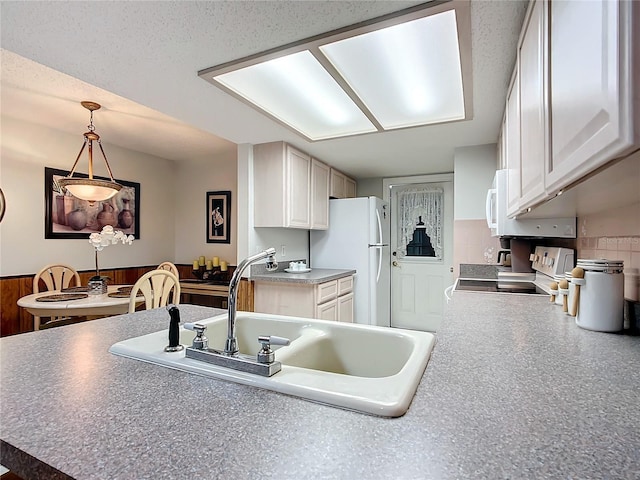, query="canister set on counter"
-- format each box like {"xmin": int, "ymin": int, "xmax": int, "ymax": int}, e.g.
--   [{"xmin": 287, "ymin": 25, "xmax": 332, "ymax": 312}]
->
[{"xmin": 549, "ymin": 258, "xmax": 638, "ymax": 333}]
